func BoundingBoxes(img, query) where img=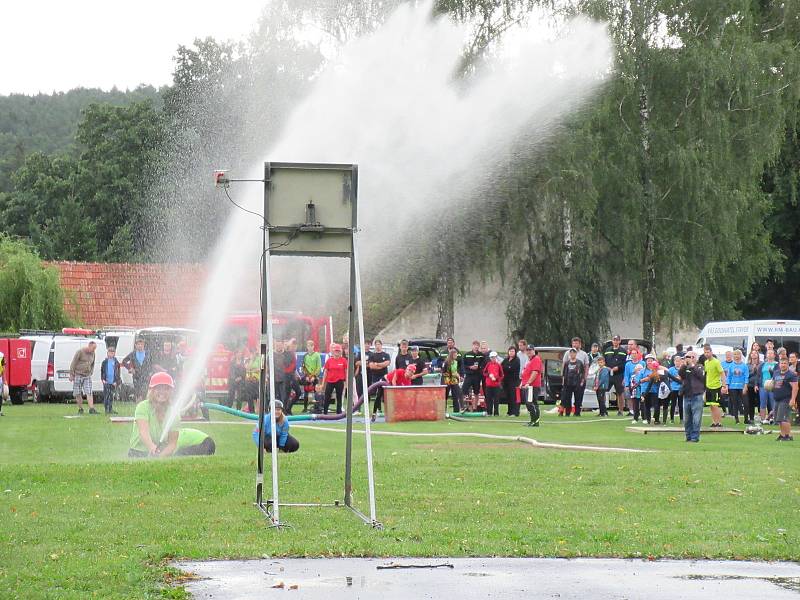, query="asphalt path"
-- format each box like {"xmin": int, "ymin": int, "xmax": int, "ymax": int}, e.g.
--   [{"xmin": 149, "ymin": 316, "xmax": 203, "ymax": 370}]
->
[{"xmin": 176, "ymin": 557, "xmax": 800, "ymax": 599}]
